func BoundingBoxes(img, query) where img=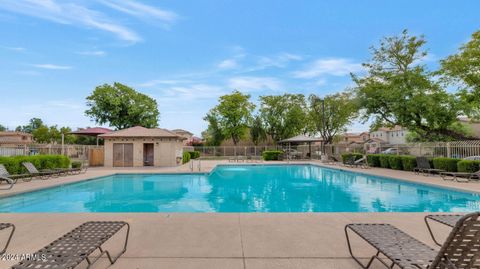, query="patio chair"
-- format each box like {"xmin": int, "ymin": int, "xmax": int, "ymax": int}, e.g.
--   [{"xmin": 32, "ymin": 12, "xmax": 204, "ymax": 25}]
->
[
  {"xmin": 440, "ymin": 169, "xmax": 480, "ymax": 182},
  {"xmin": 22, "ymin": 162, "xmax": 61, "ymax": 179},
  {"xmin": 345, "ymin": 212, "xmax": 480, "ymax": 269},
  {"xmin": 0, "ymin": 164, "xmax": 31, "ymax": 183},
  {"xmin": 0, "ymin": 176, "xmax": 14, "ymax": 190},
  {"xmin": 424, "ymin": 214, "xmax": 463, "ymax": 246},
  {"xmin": 353, "ymin": 156, "xmax": 369, "ymax": 168},
  {"xmin": 343, "ymin": 156, "xmax": 357, "ymax": 167},
  {"xmin": 413, "ymin": 157, "xmax": 445, "ymax": 176},
  {"xmin": 12, "ymin": 221, "xmax": 130, "ymax": 269},
  {"xmin": 0, "ymin": 223, "xmax": 15, "ymax": 255}
]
